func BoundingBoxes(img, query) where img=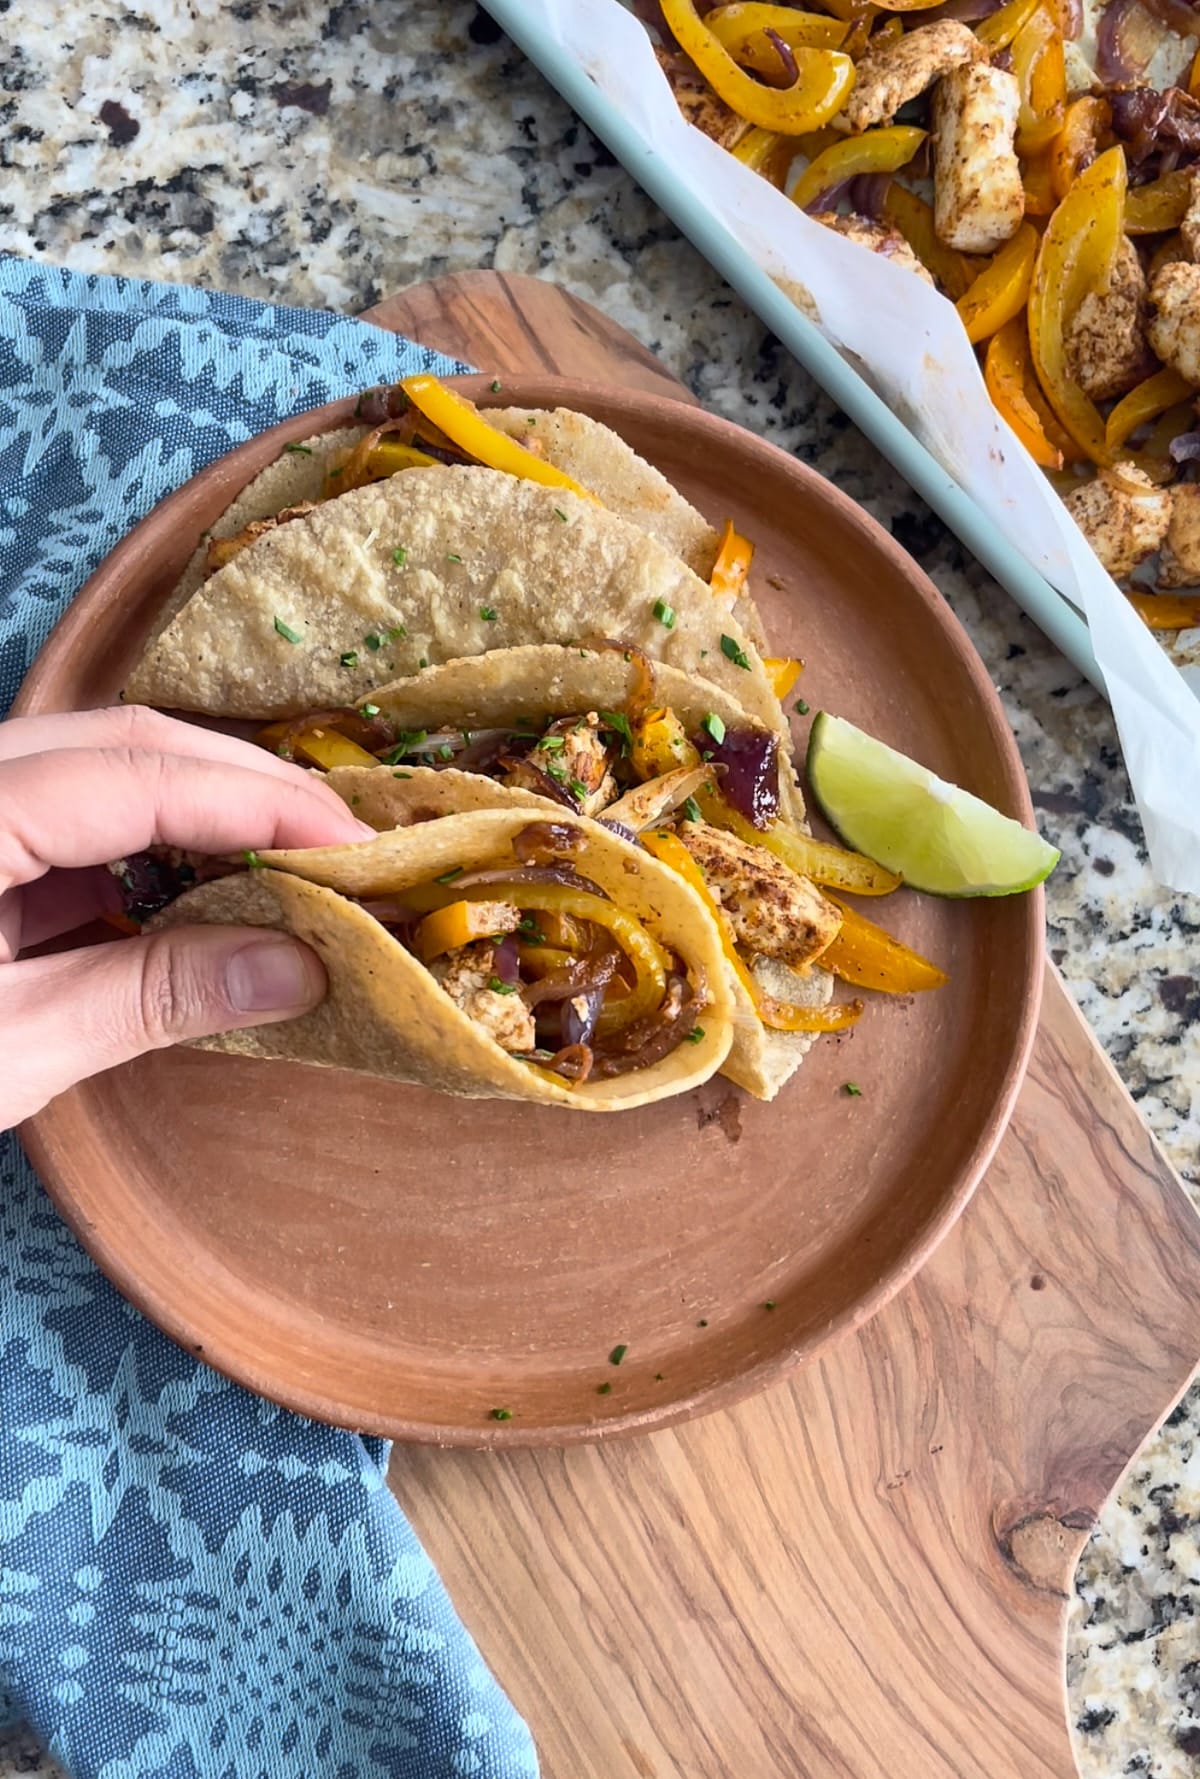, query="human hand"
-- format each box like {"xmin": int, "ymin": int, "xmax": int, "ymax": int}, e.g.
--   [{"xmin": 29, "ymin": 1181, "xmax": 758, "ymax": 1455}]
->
[{"xmin": 1, "ymin": 706, "xmax": 374, "ymax": 1129}]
